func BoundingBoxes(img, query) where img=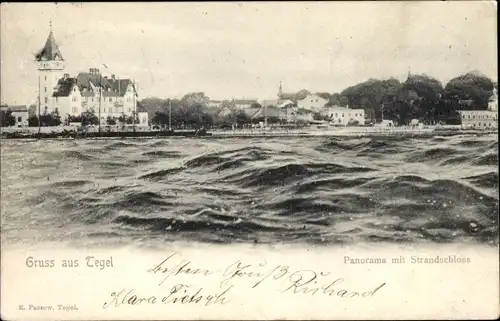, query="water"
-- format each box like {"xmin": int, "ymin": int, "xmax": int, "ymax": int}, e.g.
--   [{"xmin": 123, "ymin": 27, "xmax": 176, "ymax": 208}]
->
[{"xmin": 1, "ymin": 134, "xmax": 498, "ymax": 247}]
